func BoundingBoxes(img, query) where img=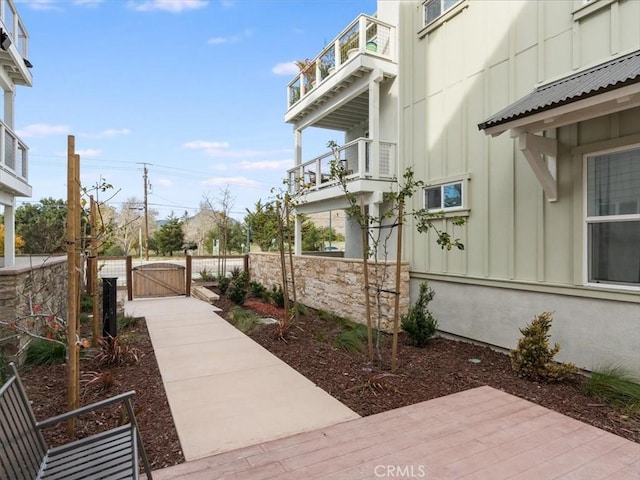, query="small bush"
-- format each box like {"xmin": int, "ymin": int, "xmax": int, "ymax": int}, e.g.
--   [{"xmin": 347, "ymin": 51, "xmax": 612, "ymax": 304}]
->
[
  {"xmin": 117, "ymin": 315, "xmax": 139, "ymax": 331},
  {"xmin": 217, "ymin": 275, "xmax": 231, "ymax": 294},
  {"xmin": 510, "ymin": 312, "xmax": 577, "ymax": 381},
  {"xmin": 249, "ymin": 281, "xmax": 267, "ymax": 299},
  {"xmin": 96, "ymin": 336, "xmax": 139, "ymax": 366},
  {"xmin": 334, "ymin": 324, "xmax": 368, "ymax": 353},
  {"xmin": 401, "ymin": 282, "xmax": 438, "ymax": 347},
  {"xmin": 270, "ymin": 285, "xmax": 285, "ymax": 308},
  {"xmin": 80, "ymin": 293, "xmax": 93, "ymax": 313},
  {"xmin": 583, "ymin": 365, "xmax": 640, "ymax": 412},
  {"xmin": 25, "ymin": 339, "xmax": 66, "ymax": 366},
  {"xmin": 228, "ymin": 279, "xmax": 247, "ymax": 305},
  {"xmin": 228, "ymin": 306, "xmax": 261, "ymax": 333},
  {"xmin": 199, "ymin": 268, "xmax": 215, "ymax": 282}
]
